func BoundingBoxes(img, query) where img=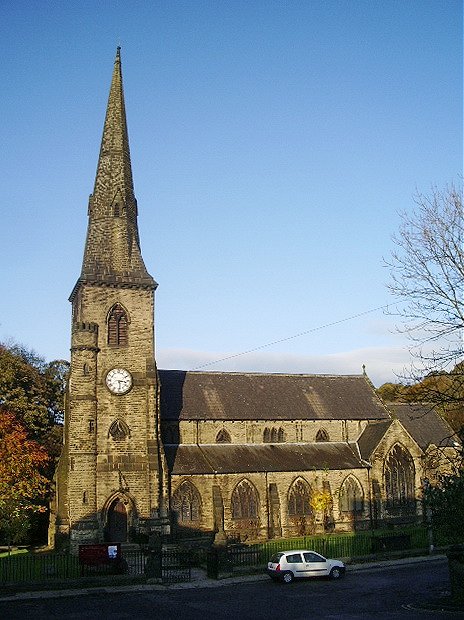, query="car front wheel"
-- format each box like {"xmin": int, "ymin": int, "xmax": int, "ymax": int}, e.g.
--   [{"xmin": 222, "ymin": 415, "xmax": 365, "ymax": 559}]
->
[
  {"xmin": 330, "ymin": 567, "xmax": 343, "ymax": 579},
  {"xmin": 281, "ymin": 571, "xmax": 294, "ymax": 584}
]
